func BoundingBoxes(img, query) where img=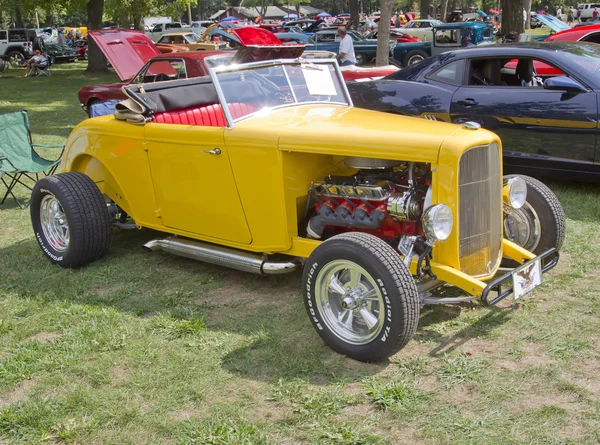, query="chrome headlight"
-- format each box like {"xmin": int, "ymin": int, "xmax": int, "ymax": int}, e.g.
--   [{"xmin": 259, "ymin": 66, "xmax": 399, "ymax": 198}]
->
[
  {"xmin": 503, "ymin": 177, "xmax": 527, "ymax": 209},
  {"xmin": 422, "ymin": 204, "xmax": 453, "ymax": 241}
]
